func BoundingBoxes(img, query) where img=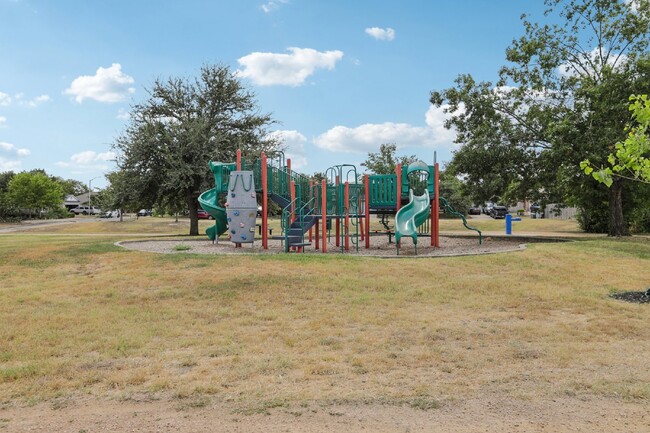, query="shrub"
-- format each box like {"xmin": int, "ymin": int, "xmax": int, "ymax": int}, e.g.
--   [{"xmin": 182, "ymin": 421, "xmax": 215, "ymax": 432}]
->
[
  {"xmin": 629, "ymin": 206, "xmax": 650, "ymax": 234},
  {"xmin": 44, "ymin": 207, "xmax": 74, "ymax": 220}
]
